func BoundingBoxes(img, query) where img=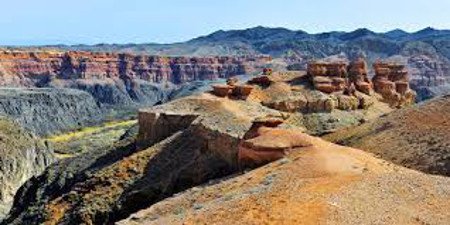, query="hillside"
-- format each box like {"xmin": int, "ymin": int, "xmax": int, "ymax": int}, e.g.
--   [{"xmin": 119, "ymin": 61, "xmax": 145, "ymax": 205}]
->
[
  {"xmin": 324, "ymin": 95, "xmax": 450, "ymax": 176},
  {"xmin": 119, "ymin": 135, "xmax": 450, "ymax": 225}
]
